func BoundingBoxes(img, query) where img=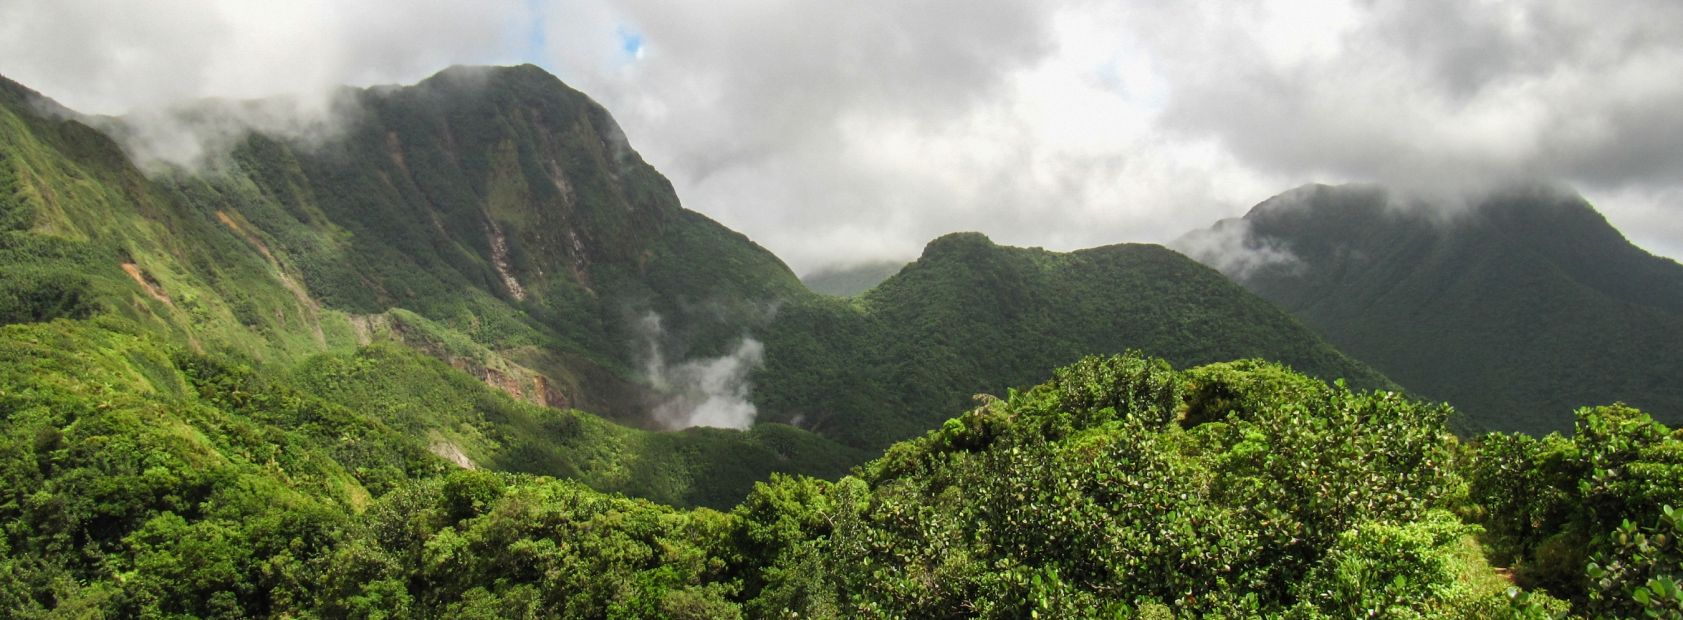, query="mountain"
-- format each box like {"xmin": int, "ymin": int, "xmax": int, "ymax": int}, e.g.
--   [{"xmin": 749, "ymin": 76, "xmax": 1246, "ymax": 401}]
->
[
  {"xmin": 800, "ymin": 259, "xmax": 905, "ymax": 296},
  {"xmin": 7, "ymin": 65, "xmax": 1680, "ymax": 618},
  {"xmin": 753, "ymin": 232, "xmax": 1394, "ymax": 448},
  {"xmin": 1178, "ymin": 183, "xmax": 1683, "ymax": 433},
  {"xmin": 1, "ymin": 64, "xmax": 801, "ymax": 418},
  {"xmin": 0, "ymin": 66, "xmax": 863, "ymax": 507},
  {"xmin": 0, "ymin": 65, "xmax": 1390, "ymax": 459}
]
